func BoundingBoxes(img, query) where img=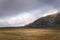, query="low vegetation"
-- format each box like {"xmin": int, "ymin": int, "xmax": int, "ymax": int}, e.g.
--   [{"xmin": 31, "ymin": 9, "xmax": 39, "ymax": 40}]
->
[{"xmin": 0, "ymin": 28, "xmax": 60, "ymax": 40}]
